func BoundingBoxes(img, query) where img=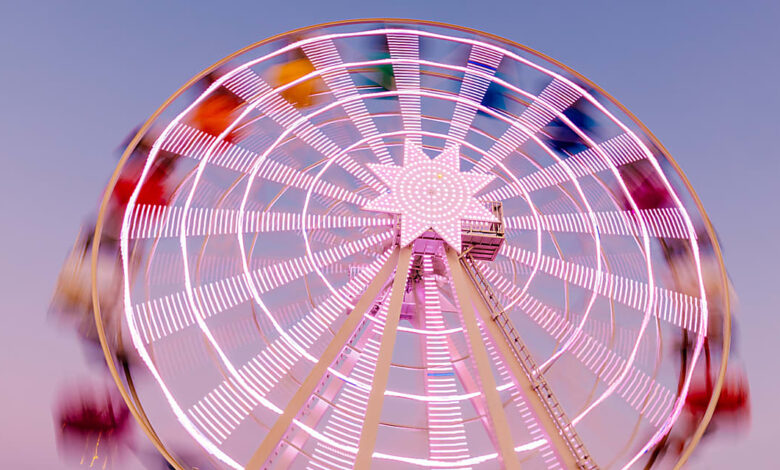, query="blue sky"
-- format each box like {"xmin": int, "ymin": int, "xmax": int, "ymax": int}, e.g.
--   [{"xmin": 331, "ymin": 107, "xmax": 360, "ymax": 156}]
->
[{"xmin": 1, "ymin": 1, "xmax": 777, "ymax": 467}]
